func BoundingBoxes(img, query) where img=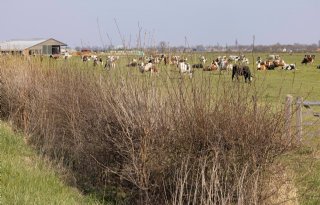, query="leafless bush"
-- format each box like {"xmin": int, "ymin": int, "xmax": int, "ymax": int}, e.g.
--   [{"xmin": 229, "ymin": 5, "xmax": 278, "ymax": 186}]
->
[{"xmin": 0, "ymin": 56, "xmax": 293, "ymax": 204}]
